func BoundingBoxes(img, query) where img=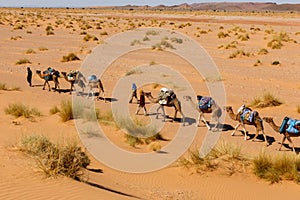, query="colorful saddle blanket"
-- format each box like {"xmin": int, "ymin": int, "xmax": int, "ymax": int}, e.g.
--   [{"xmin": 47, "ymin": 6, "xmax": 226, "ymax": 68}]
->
[
  {"xmin": 280, "ymin": 117, "xmax": 300, "ymax": 134},
  {"xmin": 240, "ymin": 108, "xmax": 256, "ymax": 123},
  {"xmin": 198, "ymin": 97, "xmax": 214, "ymax": 110},
  {"xmin": 158, "ymin": 88, "xmax": 176, "ymax": 105},
  {"xmin": 67, "ymin": 72, "xmax": 77, "ymax": 81}
]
